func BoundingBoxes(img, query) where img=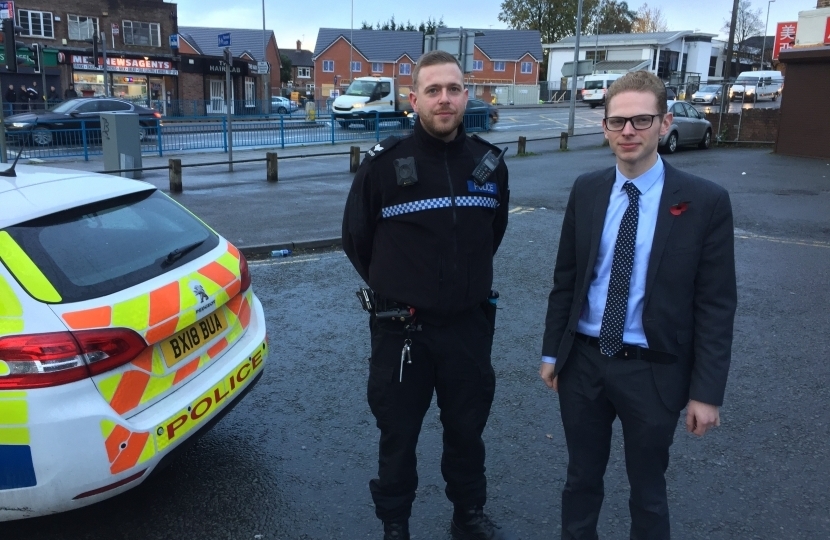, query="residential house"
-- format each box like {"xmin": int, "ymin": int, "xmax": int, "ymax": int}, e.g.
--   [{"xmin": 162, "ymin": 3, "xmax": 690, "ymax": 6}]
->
[
  {"xmin": 281, "ymin": 39, "xmax": 314, "ymax": 102},
  {"xmin": 312, "ymin": 28, "xmax": 422, "ymax": 102},
  {"xmin": 437, "ymin": 28, "xmax": 543, "ymax": 105},
  {"xmin": 545, "ymin": 31, "xmax": 722, "ymax": 91},
  {"xmin": 1, "ymin": 0, "xmax": 178, "ymax": 109},
  {"xmin": 177, "ymin": 26, "xmax": 281, "ymax": 115}
]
